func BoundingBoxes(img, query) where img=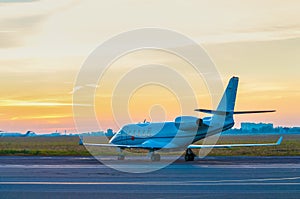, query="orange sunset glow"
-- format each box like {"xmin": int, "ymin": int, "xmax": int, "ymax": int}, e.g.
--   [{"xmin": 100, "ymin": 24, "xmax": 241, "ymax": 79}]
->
[{"xmin": 0, "ymin": 0, "xmax": 299, "ymax": 134}]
